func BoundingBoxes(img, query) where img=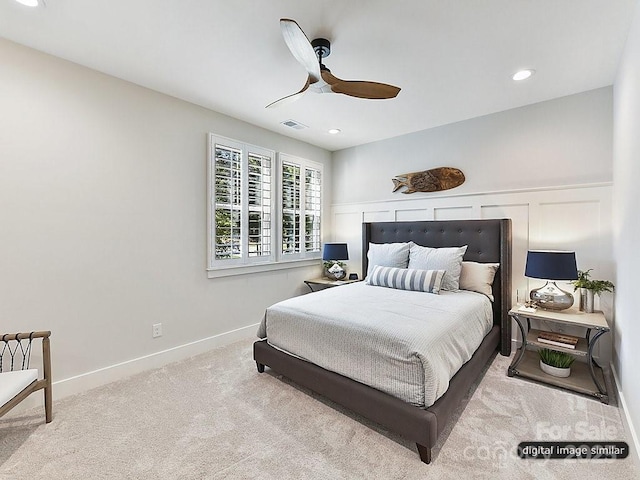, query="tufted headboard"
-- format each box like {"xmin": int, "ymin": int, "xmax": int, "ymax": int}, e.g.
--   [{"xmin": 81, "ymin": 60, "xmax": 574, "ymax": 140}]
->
[{"xmin": 362, "ymin": 219, "xmax": 512, "ymax": 356}]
